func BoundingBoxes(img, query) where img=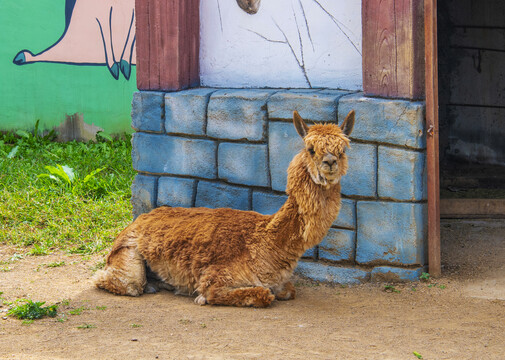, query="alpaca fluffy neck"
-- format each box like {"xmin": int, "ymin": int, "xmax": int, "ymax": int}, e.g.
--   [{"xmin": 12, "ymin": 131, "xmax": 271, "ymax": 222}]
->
[{"xmin": 268, "ymin": 153, "xmax": 342, "ymax": 258}]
